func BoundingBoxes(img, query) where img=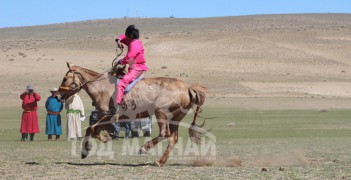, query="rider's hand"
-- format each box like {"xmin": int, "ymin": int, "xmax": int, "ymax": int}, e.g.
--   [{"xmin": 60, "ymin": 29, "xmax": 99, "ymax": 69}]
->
[
  {"xmin": 108, "ymin": 70, "xmax": 115, "ymax": 76},
  {"xmin": 115, "ymin": 39, "xmax": 124, "ymax": 49}
]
